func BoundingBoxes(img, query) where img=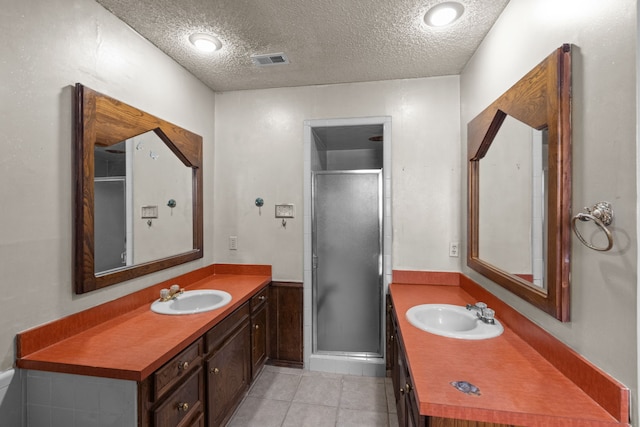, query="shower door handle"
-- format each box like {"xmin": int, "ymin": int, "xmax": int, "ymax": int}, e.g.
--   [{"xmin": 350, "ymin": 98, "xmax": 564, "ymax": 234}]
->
[{"xmin": 312, "ymin": 254, "xmax": 318, "ymax": 269}]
